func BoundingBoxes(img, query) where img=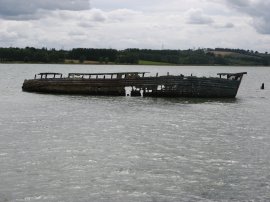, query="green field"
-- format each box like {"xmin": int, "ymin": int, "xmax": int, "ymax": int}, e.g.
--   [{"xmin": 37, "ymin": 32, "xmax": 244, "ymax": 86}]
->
[{"xmin": 138, "ymin": 60, "xmax": 173, "ymax": 65}]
